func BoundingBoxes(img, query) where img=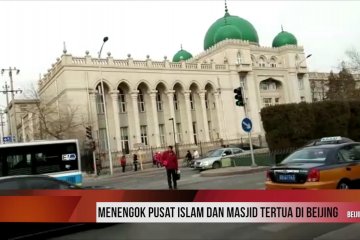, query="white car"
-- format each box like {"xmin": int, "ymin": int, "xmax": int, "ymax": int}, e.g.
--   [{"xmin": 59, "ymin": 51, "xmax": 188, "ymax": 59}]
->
[{"xmin": 193, "ymin": 148, "xmax": 244, "ymax": 170}]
